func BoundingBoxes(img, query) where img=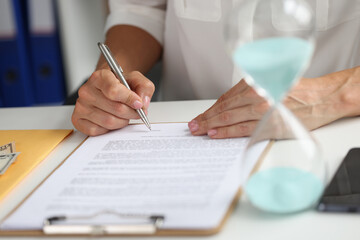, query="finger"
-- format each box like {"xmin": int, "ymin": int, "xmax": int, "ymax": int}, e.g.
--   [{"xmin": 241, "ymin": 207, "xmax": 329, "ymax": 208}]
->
[
  {"xmin": 206, "ymin": 121, "xmax": 258, "ymax": 139},
  {"xmin": 195, "ymin": 91, "xmax": 267, "ymax": 124},
  {"xmin": 125, "ymin": 71, "xmax": 155, "ymax": 98},
  {"xmin": 78, "ymin": 85, "xmax": 140, "ymax": 120},
  {"xmin": 91, "ymin": 69, "xmax": 144, "ymax": 110},
  {"xmin": 192, "ymin": 83, "xmax": 263, "ymax": 125},
  {"xmin": 189, "ymin": 80, "xmax": 250, "ymax": 124},
  {"xmin": 74, "ymin": 100, "xmax": 129, "ymax": 131},
  {"xmin": 189, "ymin": 102, "xmax": 269, "ymax": 135},
  {"xmin": 72, "ymin": 103, "xmax": 110, "ymax": 136},
  {"xmin": 218, "ymin": 79, "xmax": 251, "ymax": 100},
  {"xmin": 125, "ymin": 71, "xmax": 155, "ymax": 109},
  {"xmin": 74, "ymin": 118, "xmax": 110, "ymax": 136}
]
